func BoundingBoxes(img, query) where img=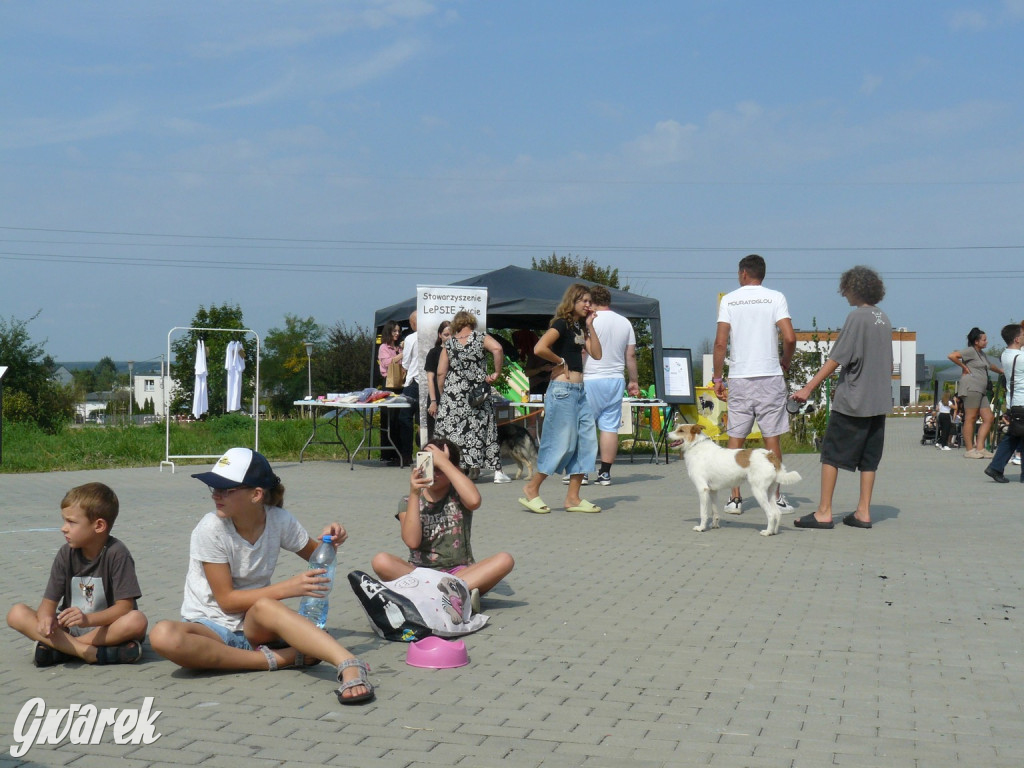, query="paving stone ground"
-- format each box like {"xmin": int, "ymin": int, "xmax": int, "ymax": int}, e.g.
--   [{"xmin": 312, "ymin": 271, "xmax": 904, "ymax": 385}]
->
[{"xmin": 1, "ymin": 417, "xmax": 1022, "ymax": 767}]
